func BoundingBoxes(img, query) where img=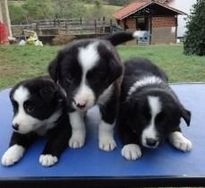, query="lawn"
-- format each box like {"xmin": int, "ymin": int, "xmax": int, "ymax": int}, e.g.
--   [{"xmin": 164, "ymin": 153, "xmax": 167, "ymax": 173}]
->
[{"xmin": 0, "ymin": 44, "xmax": 205, "ymax": 89}]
